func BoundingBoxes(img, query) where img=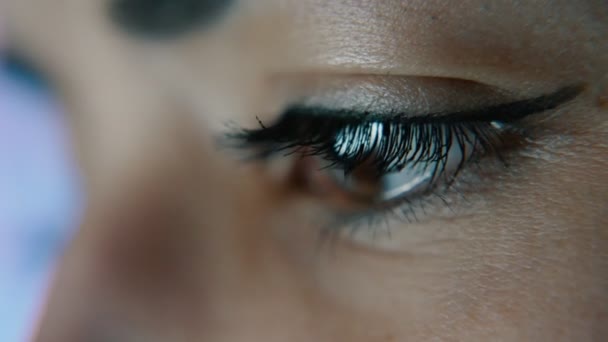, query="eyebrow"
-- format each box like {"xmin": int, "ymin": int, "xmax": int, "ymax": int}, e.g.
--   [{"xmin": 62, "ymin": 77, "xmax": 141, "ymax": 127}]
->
[
  {"xmin": 110, "ymin": 0, "xmax": 236, "ymax": 38},
  {"xmin": 237, "ymin": 84, "xmax": 583, "ymax": 144}
]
